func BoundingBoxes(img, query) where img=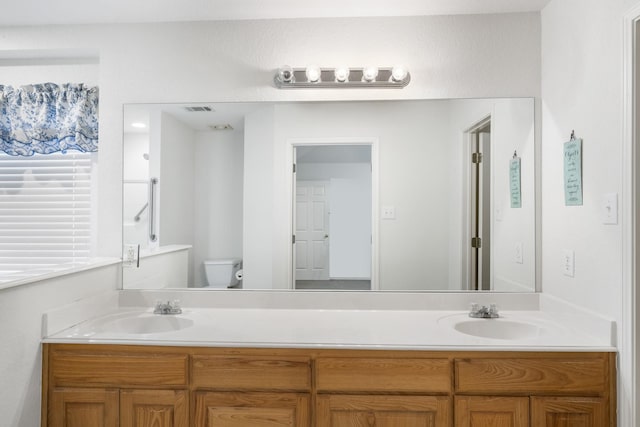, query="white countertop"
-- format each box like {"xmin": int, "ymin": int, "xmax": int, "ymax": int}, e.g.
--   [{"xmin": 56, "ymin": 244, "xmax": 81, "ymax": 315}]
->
[{"xmin": 43, "ymin": 306, "xmax": 616, "ymax": 352}]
